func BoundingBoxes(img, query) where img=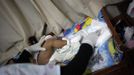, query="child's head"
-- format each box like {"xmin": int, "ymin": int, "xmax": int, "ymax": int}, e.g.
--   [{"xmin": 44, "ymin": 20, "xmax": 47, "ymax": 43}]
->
[{"xmin": 7, "ymin": 50, "xmax": 34, "ymax": 64}]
